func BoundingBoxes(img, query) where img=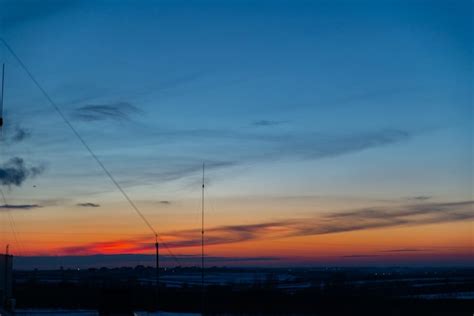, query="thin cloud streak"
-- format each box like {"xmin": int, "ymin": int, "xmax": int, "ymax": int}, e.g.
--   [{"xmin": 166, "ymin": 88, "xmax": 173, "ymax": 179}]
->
[
  {"xmin": 280, "ymin": 129, "xmax": 411, "ymax": 160},
  {"xmin": 379, "ymin": 248, "xmax": 427, "ymax": 253},
  {"xmin": 409, "ymin": 196, "xmax": 432, "ymax": 201},
  {"xmin": 251, "ymin": 120, "xmax": 288, "ymax": 127},
  {"xmin": 145, "ymin": 160, "xmax": 236, "ymax": 183},
  {"xmin": 165, "ymin": 200, "xmax": 474, "ymax": 248},
  {"xmin": 76, "ymin": 202, "xmax": 100, "ymax": 208},
  {"xmin": 0, "ymin": 204, "xmax": 41, "ymax": 210},
  {"xmin": 56, "ymin": 200, "xmax": 473, "ymax": 254},
  {"xmin": 72, "ymin": 102, "xmax": 141, "ymax": 122},
  {"xmin": 342, "ymin": 255, "xmax": 379, "ymax": 258},
  {"xmin": 128, "ymin": 129, "xmax": 413, "ymax": 185}
]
